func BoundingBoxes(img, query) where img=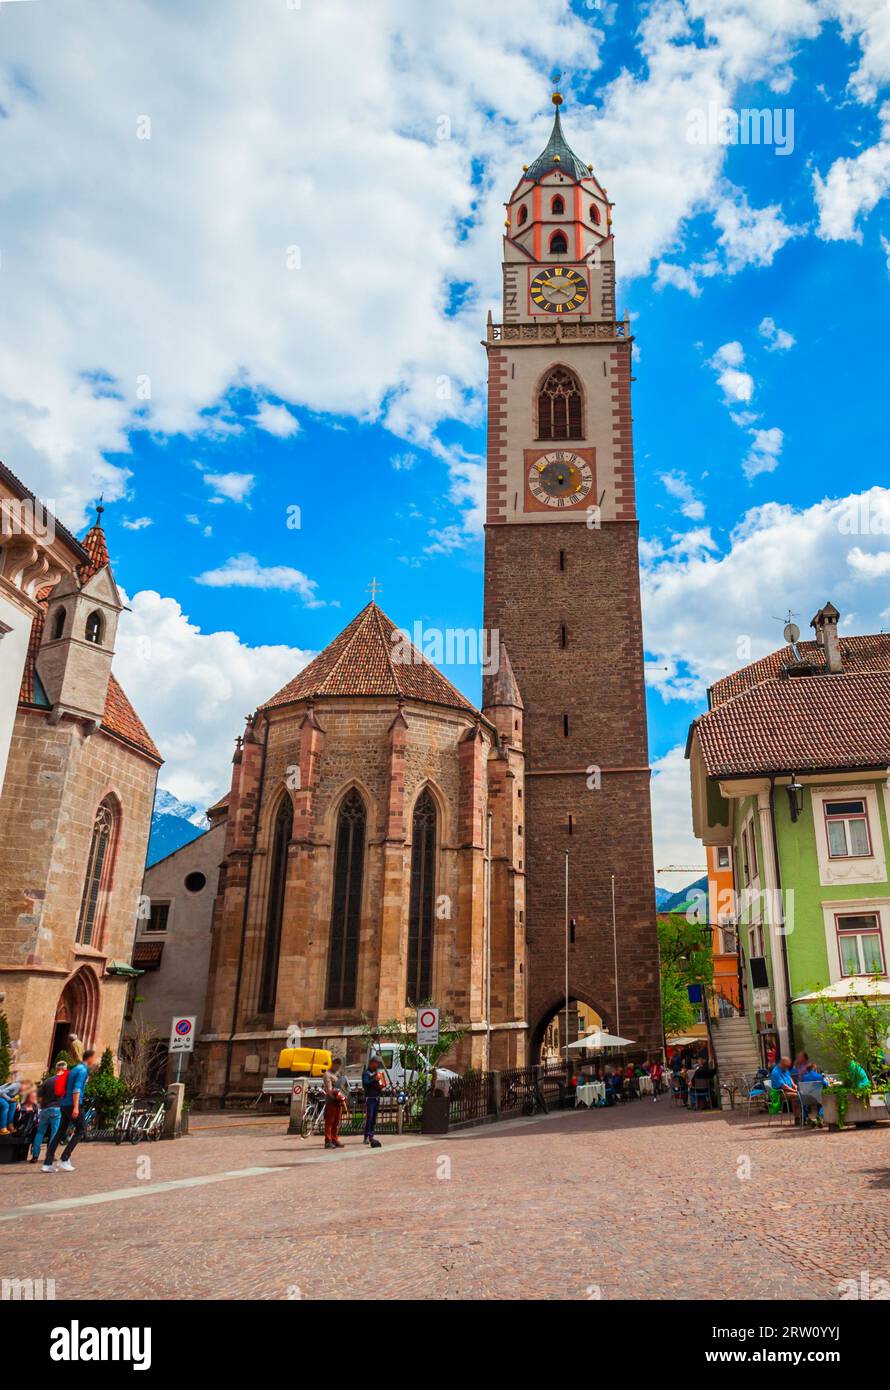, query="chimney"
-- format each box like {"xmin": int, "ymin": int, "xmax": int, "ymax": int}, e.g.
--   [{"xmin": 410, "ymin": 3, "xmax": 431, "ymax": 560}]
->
[{"xmin": 811, "ymin": 602, "xmax": 842, "ymax": 673}]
